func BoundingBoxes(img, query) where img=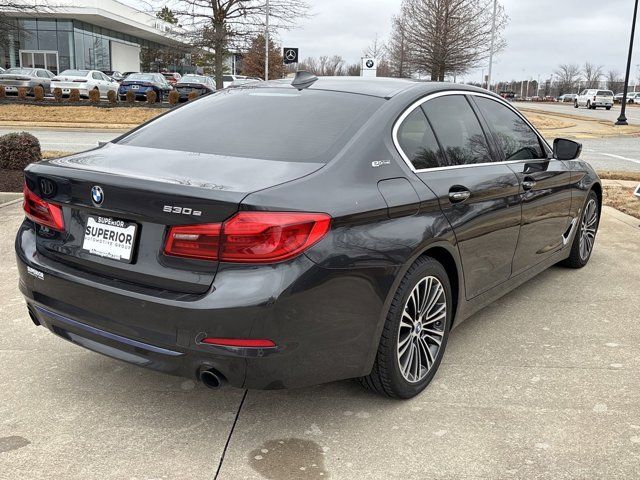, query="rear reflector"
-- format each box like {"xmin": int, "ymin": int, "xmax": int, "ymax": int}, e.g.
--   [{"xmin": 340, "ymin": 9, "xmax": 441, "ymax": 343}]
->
[
  {"xmin": 201, "ymin": 338, "xmax": 276, "ymax": 348},
  {"xmin": 163, "ymin": 211, "xmax": 331, "ymax": 263},
  {"xmin": 23, "ymin": 183, "xmax": 64, "ymax": 231}
]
